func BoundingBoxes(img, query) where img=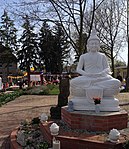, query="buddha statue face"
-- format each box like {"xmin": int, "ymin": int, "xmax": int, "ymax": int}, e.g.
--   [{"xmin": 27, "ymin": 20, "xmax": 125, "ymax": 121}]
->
[
  {"xmin": 87, "ymin": 39, "xmax": 100, "ymax": 52},
  {"xmin": 87, "ymin": 28, "xmax": 100, "ymax": 52}
]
